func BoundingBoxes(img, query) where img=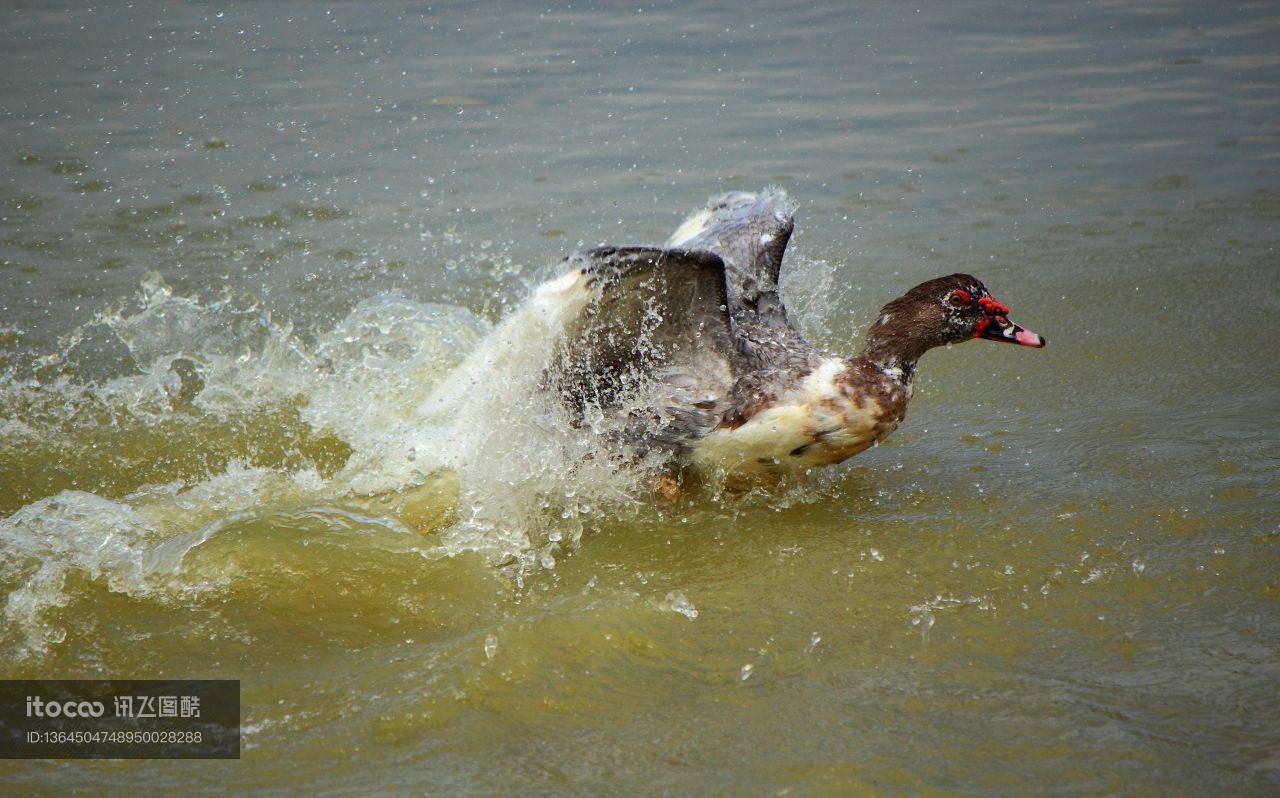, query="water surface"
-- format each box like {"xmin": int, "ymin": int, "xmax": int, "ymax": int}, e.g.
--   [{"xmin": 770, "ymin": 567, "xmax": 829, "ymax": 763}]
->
[{"xmin": 1, "ymin": 1, "xmax": 1278, "ymax": 794}]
